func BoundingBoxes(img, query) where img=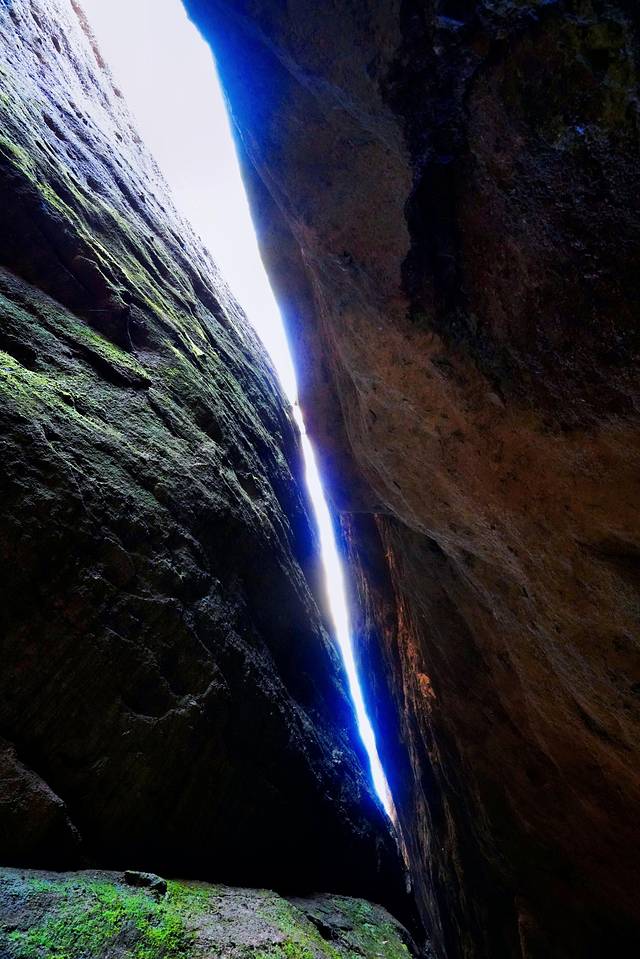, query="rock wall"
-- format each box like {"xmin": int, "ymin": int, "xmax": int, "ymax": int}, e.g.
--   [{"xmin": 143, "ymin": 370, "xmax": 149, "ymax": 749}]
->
[
  {"xmin": 0, "ymin": 0, "xmax": 406, "ymax": 909},
  {"xmin": 183, "ymin": 1, "xmax": 640, "ymax": 956}
]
